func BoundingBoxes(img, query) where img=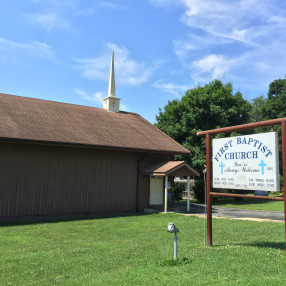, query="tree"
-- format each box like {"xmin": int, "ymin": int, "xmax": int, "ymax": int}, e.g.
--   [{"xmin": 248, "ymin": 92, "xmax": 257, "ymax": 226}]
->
[
  {"xmin": 250, "ymin": 95, "xmax": 267, "ymax": 123},
  {"xmin": 262, "ymin": 78, "xmax": 286, "ymax": 120},
  {"xmin": 259, "ymin": 78, "xmax": 286, "ymax": 175},
  {"xmin": 155, "ymin": 80, "xmax": 252, "ymax": 202}
]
